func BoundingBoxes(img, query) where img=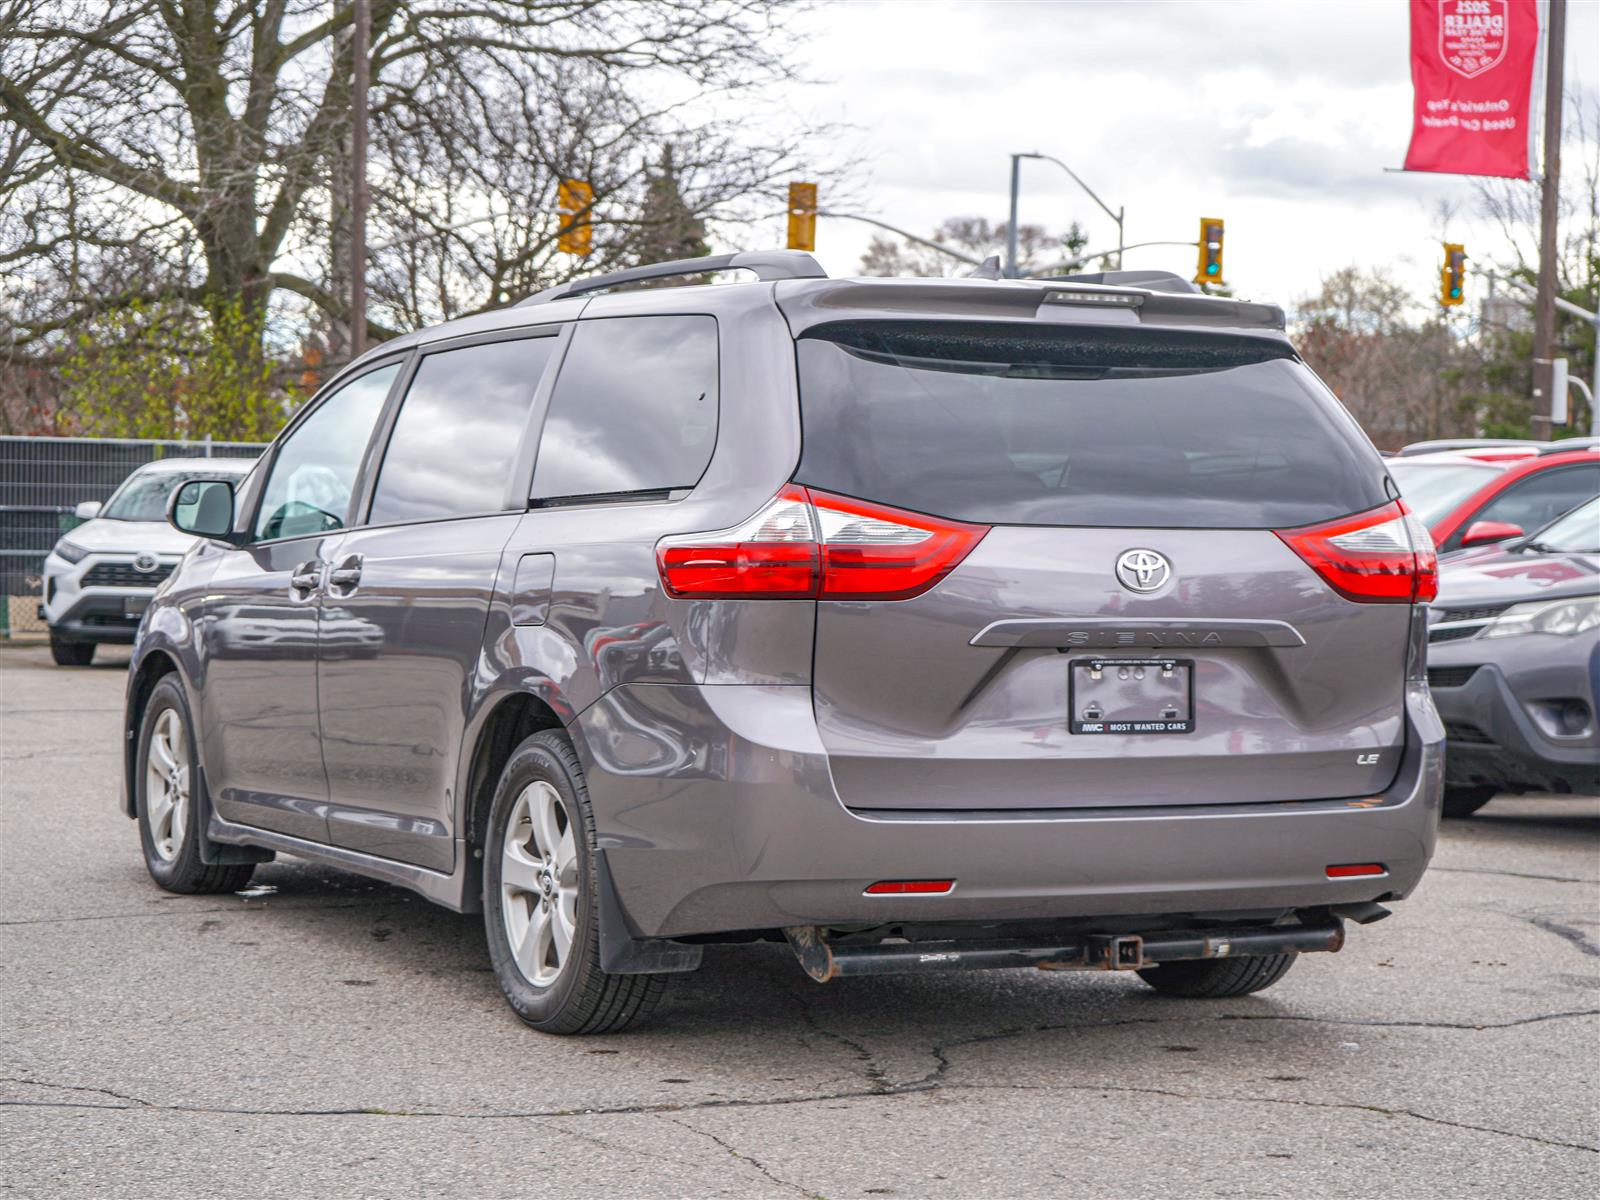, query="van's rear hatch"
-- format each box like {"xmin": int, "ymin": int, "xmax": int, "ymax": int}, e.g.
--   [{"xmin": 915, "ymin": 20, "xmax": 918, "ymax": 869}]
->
[{"xmin": 792, "ymin": 318, "xmax": 1413, "ymax": 812}]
